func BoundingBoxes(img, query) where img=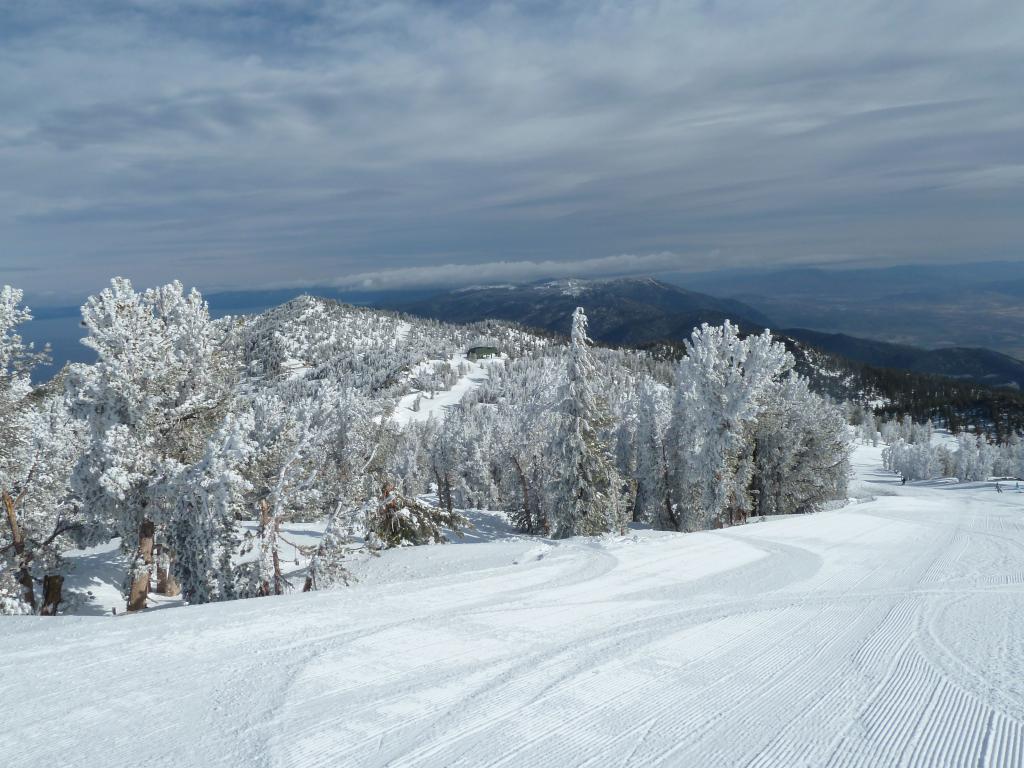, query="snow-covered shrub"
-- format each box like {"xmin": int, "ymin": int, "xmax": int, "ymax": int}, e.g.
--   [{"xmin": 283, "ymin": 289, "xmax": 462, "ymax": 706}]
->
[{"xmin": 364, "ymin": 482, "xmax": 468, "ymax": 549}]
